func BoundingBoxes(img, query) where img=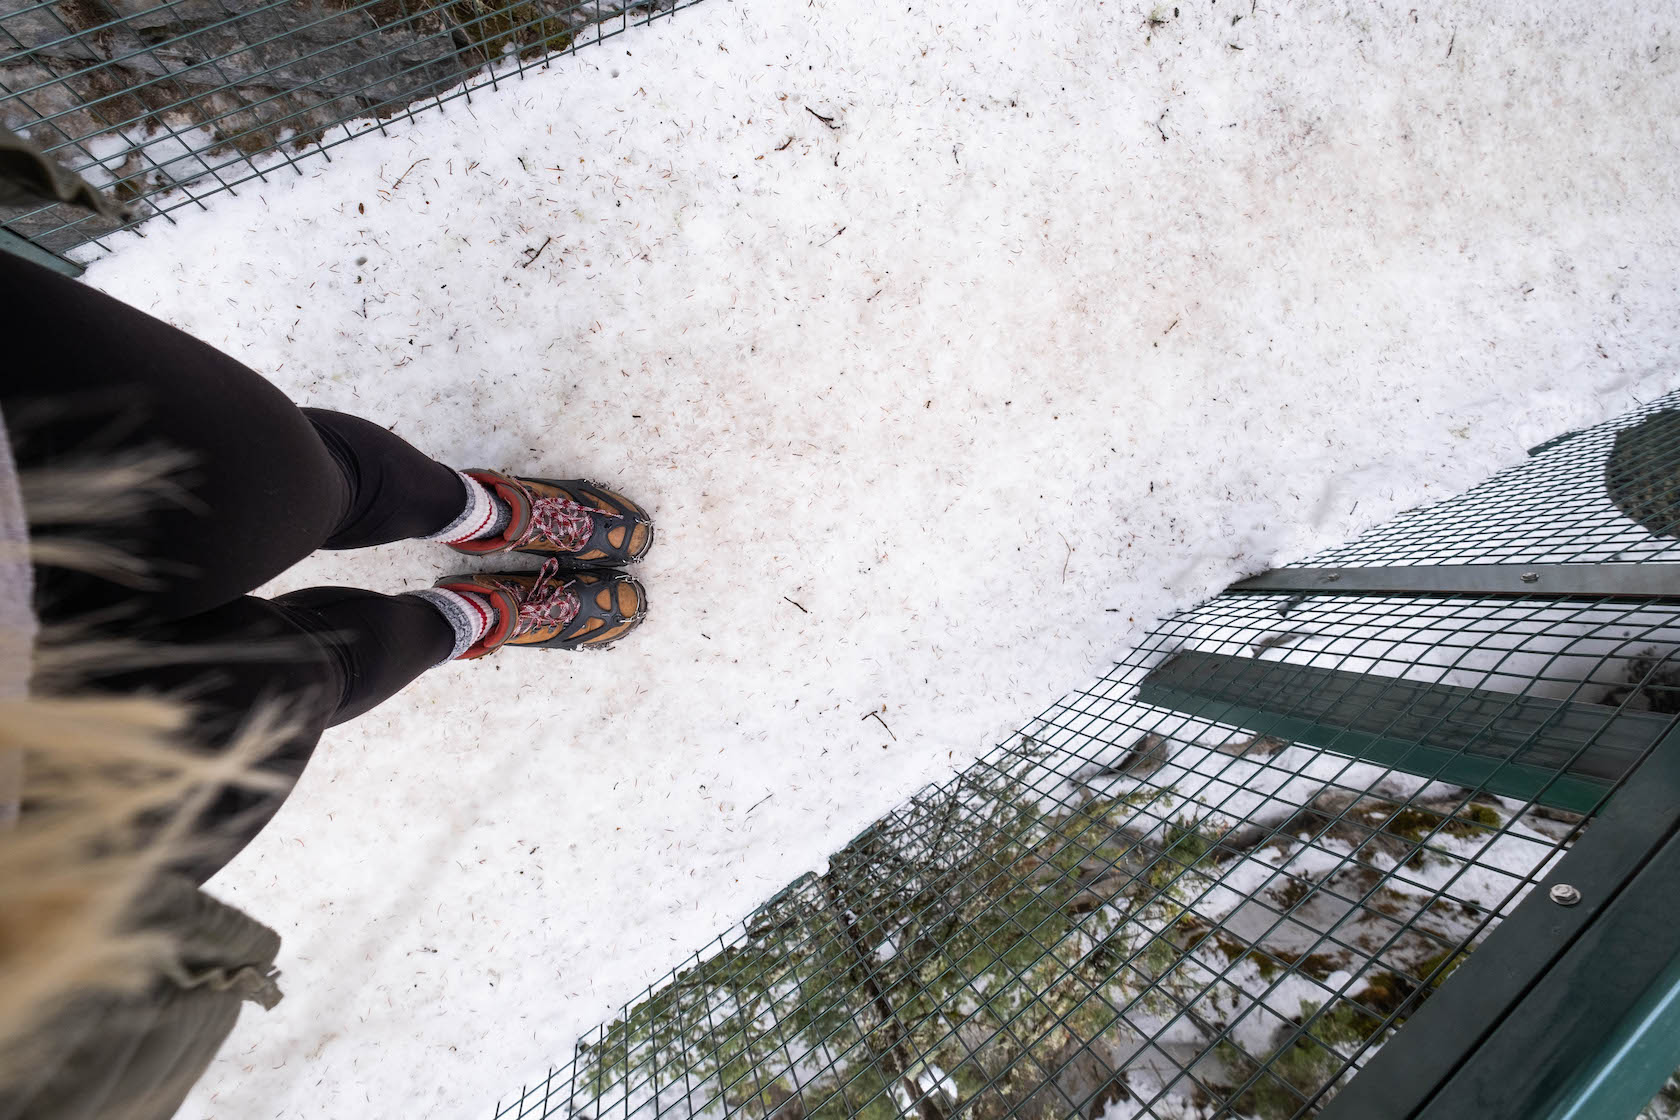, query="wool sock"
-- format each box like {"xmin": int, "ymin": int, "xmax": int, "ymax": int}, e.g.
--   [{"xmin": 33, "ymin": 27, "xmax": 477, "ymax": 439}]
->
[
  {"xmin": 407, "ymin": 587, "xmax": 497, "ymax": 660},
  {"xmin": 422, "ymin": 470, "xmax": 513, "ymax": 545}
]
